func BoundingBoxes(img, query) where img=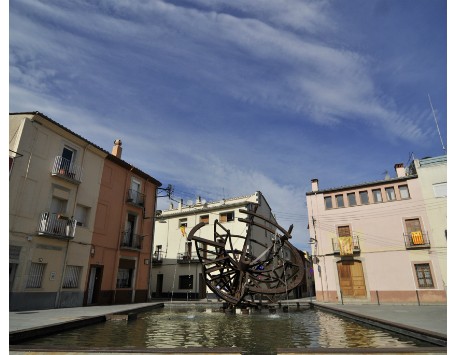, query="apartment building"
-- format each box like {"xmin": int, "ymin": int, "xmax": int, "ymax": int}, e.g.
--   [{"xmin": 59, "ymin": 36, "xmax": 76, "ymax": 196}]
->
[
  {"xmin": 305, "ymin": 160, "xmax": 446, "ymax": 304},
  {"xmin": 87, "ymin": 140, "xmax": 162, "ymax": 305},
  {"xmin": 150, "ymin": 191, "xmax": 280, "ymax": 300},
  {"xmin": 9, "ymin": 112, "xmax": 107, "ymax": 310},
  {"xmin": 9, "ymin": 112, "xmax": 162, "ymax": 310}
]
